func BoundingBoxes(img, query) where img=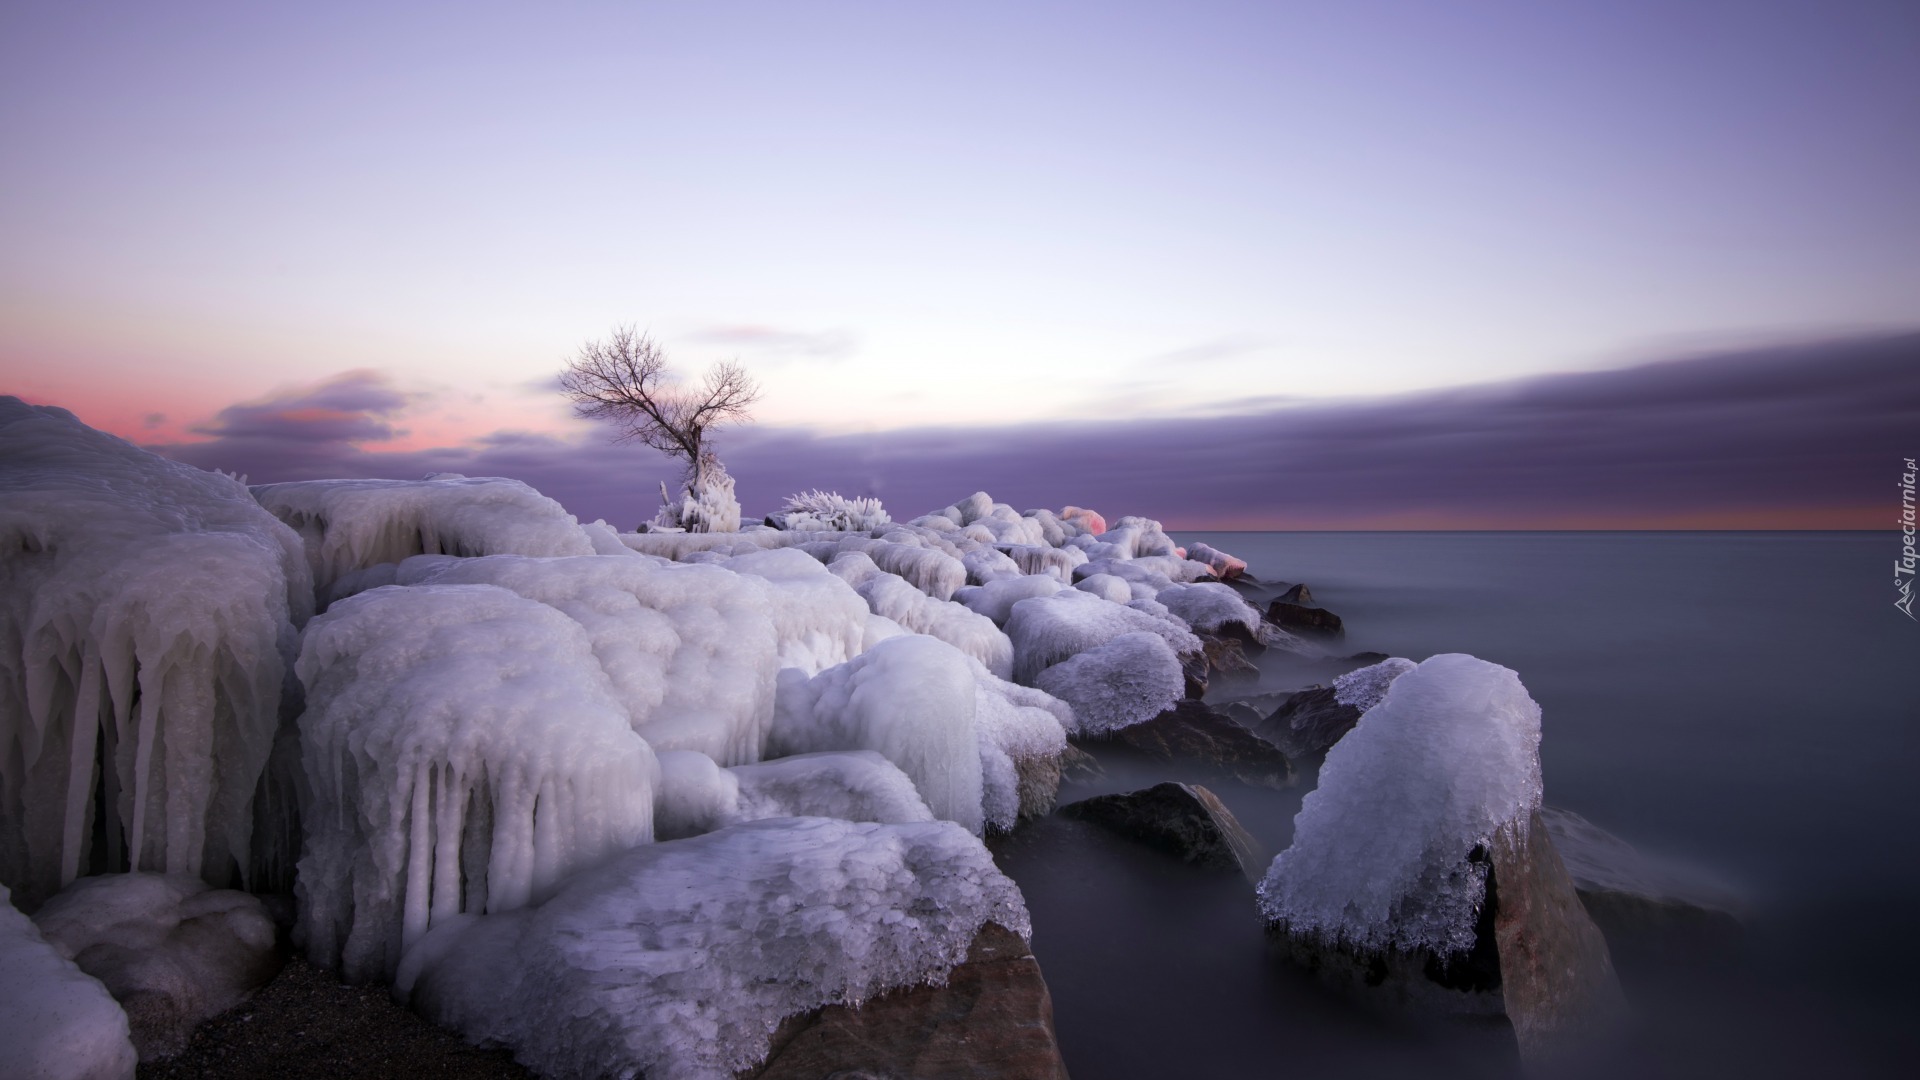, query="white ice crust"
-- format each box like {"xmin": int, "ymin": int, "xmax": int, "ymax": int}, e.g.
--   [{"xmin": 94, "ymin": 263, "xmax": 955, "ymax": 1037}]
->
[
  {"xmin": 1032, "ymin": 632, "xmax": 1185, "ymax": 736},
  {"xmin": 399, "ymin": 817, "xmax": 1029, "ymax": 1080},
  {"xmin": 854, "ymin": 573, "xmax": 1015, "ymax": 679},
  {"xmin": 653, "ymin": 749, "xmax": 934, "ymax": 841},
  {"xmin": 0, "ymin": 399, "xmax": 309, "ymax": 905},
  {"xmin": 0, "ymin": 882, "xmax": 137, "ymax": 1080},
  {"xmin": 250, "ymin": 475, "xmax": 593, "ymax": 594},
  {"xmin": 721, "ymin": 548, "xmax": 869, "ymax": 676},
  {"xmin": 1332, "ymin": 657, "xmax": 1419, "ymax": 713},
  {"xmin": 1155, "ymin": 582, "xmax": 1263, "ymax": 637},
  {"xmin": 295, "ymin": 584, "xmax": 658, "ymax": 982},
  {"xmin": 1258, "ymin": 654, "xmax": 1544, "ymax": 959},
  {"xmin": 1003, "ymin": 588, "xmax": 1201, "ymax": 684}
]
